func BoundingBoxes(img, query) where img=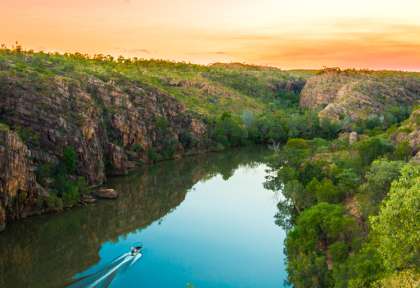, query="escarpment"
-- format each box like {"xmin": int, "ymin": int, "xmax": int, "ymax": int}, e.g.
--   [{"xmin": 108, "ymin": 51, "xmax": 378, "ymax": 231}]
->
[
  {"xmin": 0, "ymin": 75, "xmax": 207, "ymax": 231},
  {"xmin": 300, "ymin": 69, "xmax": 420, "ymax": 121}
]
